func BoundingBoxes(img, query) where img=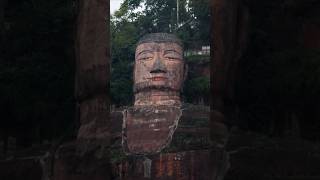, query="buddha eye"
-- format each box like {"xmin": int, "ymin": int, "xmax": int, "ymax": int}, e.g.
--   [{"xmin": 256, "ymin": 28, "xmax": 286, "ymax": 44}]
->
[
  {"xmin": 164, "ymin": 51, "xmax": 182, "ymax": 61},
  {"xmin": 167, "ymin": 57, "xmax": 177, "ymax": 61},
  {"xmin": 137, "ymin": 51, "xmax": 154, "ymax": 61},
  {"xmin": 165, "ymin": 56, "xmax": 181, "ymax": 61},
  {"xmin": 139, "ymin": 56, "xmax": 153, "ymax": 61}
]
